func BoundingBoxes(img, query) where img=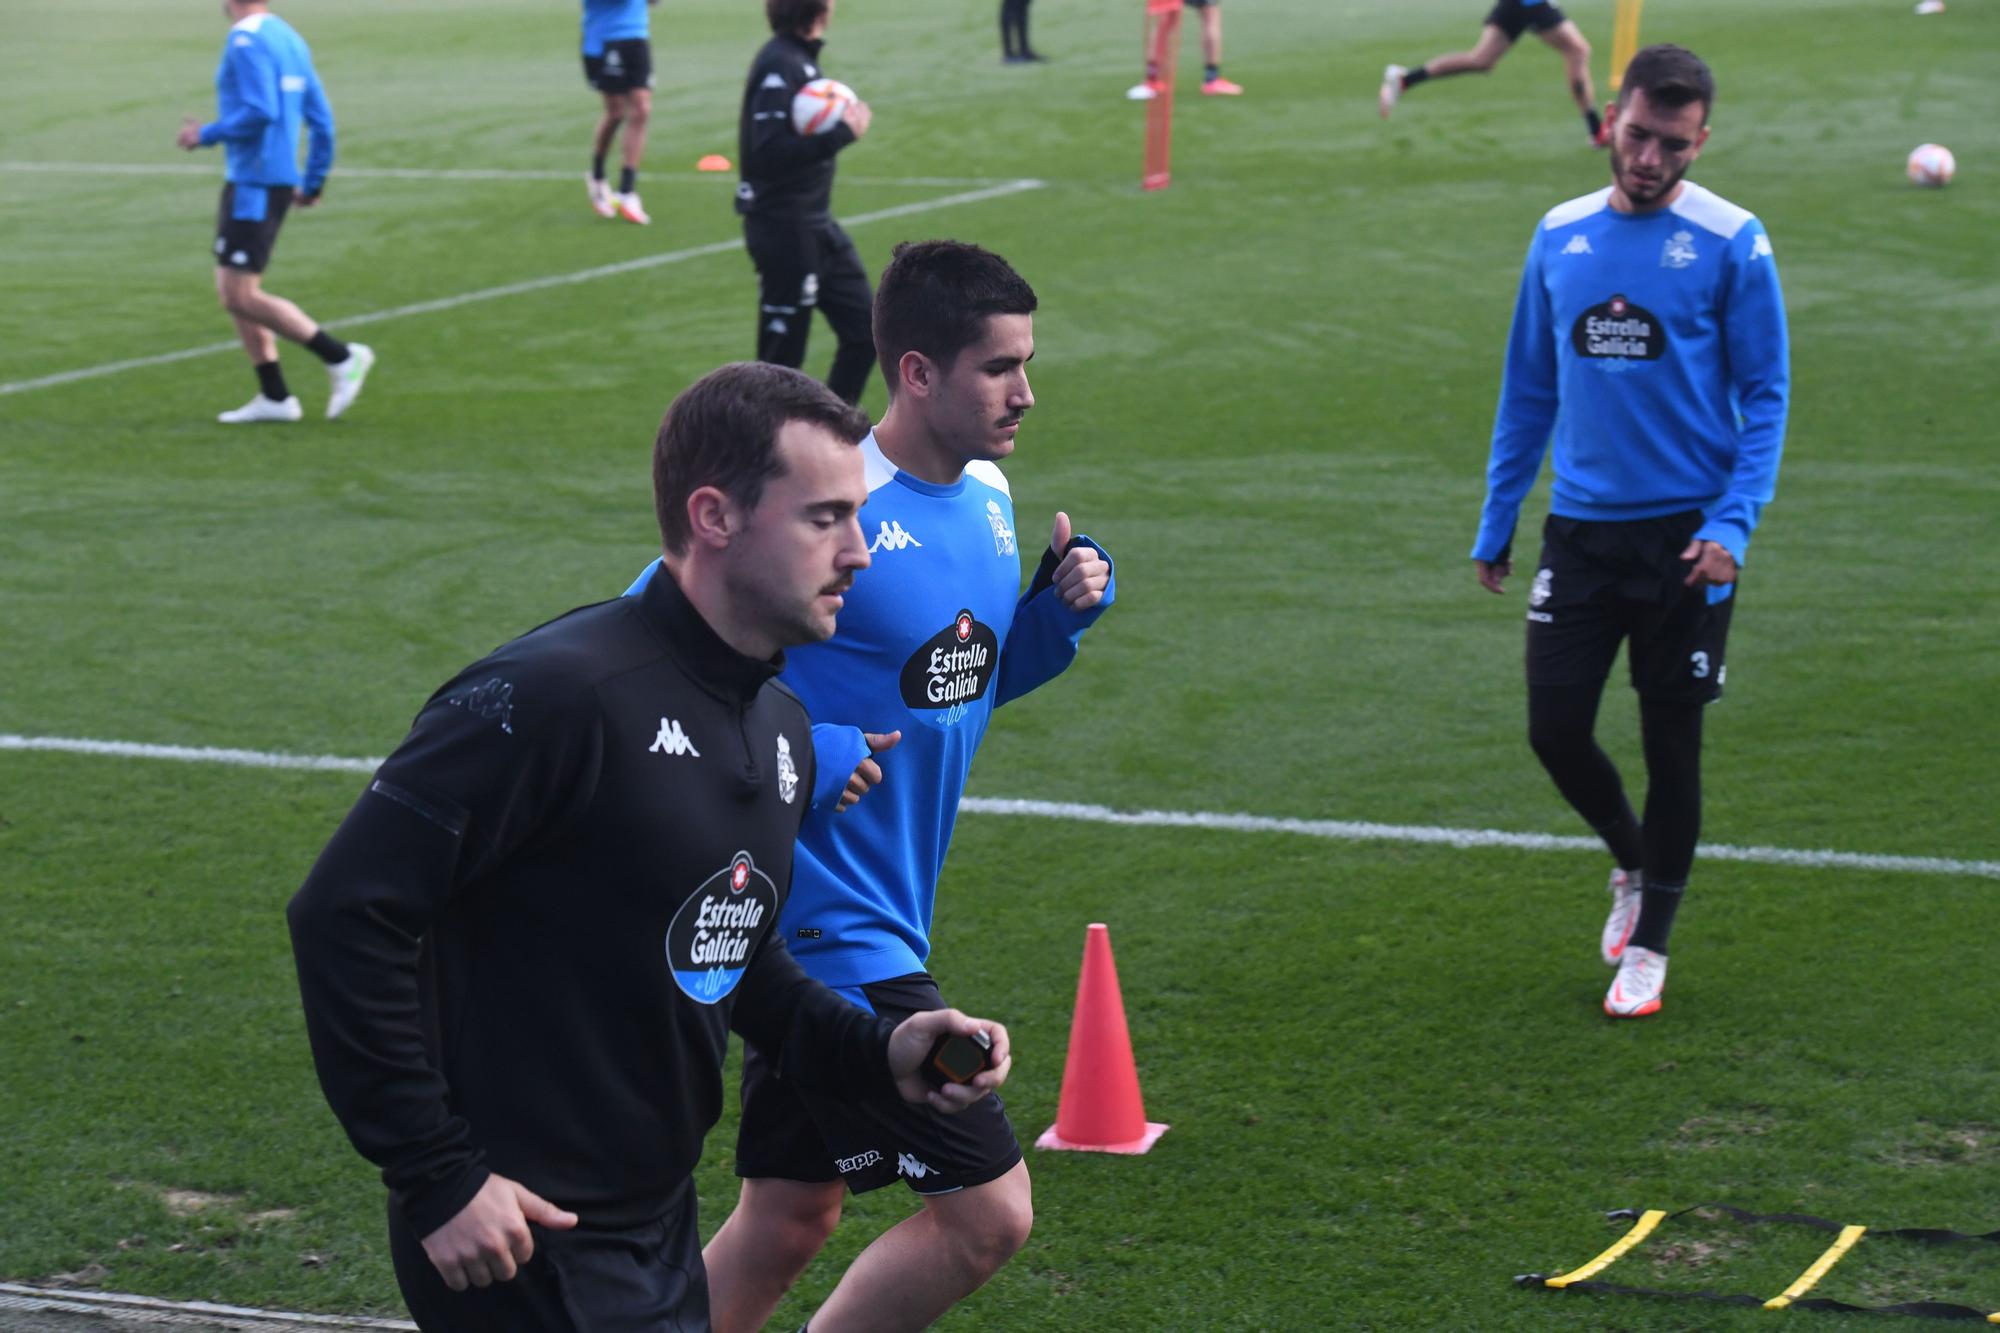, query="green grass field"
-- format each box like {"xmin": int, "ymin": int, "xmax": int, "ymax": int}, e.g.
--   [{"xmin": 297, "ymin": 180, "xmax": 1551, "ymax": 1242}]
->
[{"xmin": 3, "ymin": 0, "xmax": 1998, "ymax": 1327}]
